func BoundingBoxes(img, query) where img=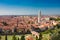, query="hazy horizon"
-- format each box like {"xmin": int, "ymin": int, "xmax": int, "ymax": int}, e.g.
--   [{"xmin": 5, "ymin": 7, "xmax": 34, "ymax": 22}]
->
[{"xmin": 0, "ymin": 0, "xmax": 60, "ymax": 15}]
